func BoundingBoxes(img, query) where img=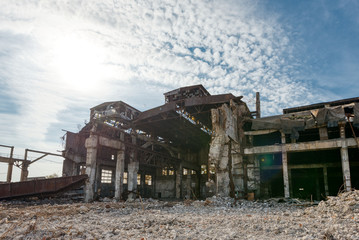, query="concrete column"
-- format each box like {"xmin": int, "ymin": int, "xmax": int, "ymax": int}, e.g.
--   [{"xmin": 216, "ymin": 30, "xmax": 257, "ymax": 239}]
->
[
  {"xmin": 84, "ymin": 134, "xmax": 98, "ymax": 202},
  {"xmin": 115, "ymin": 148, "xmax": 125, "ymax": 200},
  {"xmin": 20, "ymin": 161, "xmax": 29, "ymax": 182},
  {"xmin": 20, "ymin": 149, "xmax": 29, "ymax": 182},
  {"xmin": 319, "ymin": 127, "xmax": 329, "ymax": 140},
  {"xmin": 127, "ymin": 161, "xmax": 139, "ymax": 200},
  {"xmin": 323, "ymin": 167, "xmax": 329, "ymax": 196},
  {"xmin": 175, "ymin": 164, "xmax": 182, "ymax": 198},
  {"xmin": 253, "ymin": 155, "xmax": 261, "ymax": 198},
  {"xmin": 186, "ymin": 173, "xmax": 192, "ymax": 199},
  {"xmin": 6, "ymin": 147, "xmax": 14, "ymax": 183},
  {"xmin": 339, "ymin": 124, "xmax": 352, "ymax": 191},
  {"xmin": 281, "ymin": 132, "xmax": 290, "ymax": 198}
]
